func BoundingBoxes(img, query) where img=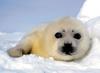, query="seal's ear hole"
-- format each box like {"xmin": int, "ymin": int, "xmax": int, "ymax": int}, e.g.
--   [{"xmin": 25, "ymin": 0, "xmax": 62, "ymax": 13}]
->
[
  {"xmin": 72, "ymin": 30, "xmax": 74, "ymax": 32},
  {"xmin": 62, "ymin": 29, "xmax": 65, "ymax": 32},
  {"xmin": 73, "ymin": 33, "xmax": 81, "ymax": 40}
]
